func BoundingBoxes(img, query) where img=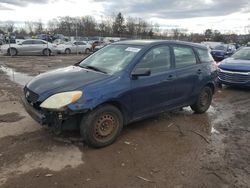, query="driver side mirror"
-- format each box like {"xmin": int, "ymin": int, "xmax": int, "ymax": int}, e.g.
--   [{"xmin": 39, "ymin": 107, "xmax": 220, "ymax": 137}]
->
[{"xmin": 131, "ymin": 68, "xmax": 151, "ymax": 80}]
